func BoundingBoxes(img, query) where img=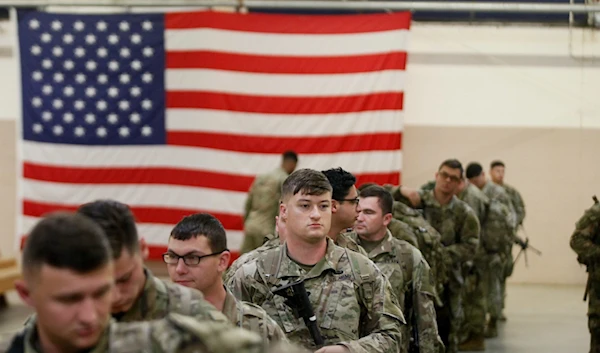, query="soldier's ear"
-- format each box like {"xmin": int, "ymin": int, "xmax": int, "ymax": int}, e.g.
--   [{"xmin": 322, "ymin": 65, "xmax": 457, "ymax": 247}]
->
[
  {"xmin": 383, "ymin": 213, "xmax": 393, "ymax": 227},
  {"xmin": 331, "ymin": 200, "xmax": 339, "ymax": 214},
  {"xmin": 280, "ymin": 203, "xmax": 287, "ymax": 222}
]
